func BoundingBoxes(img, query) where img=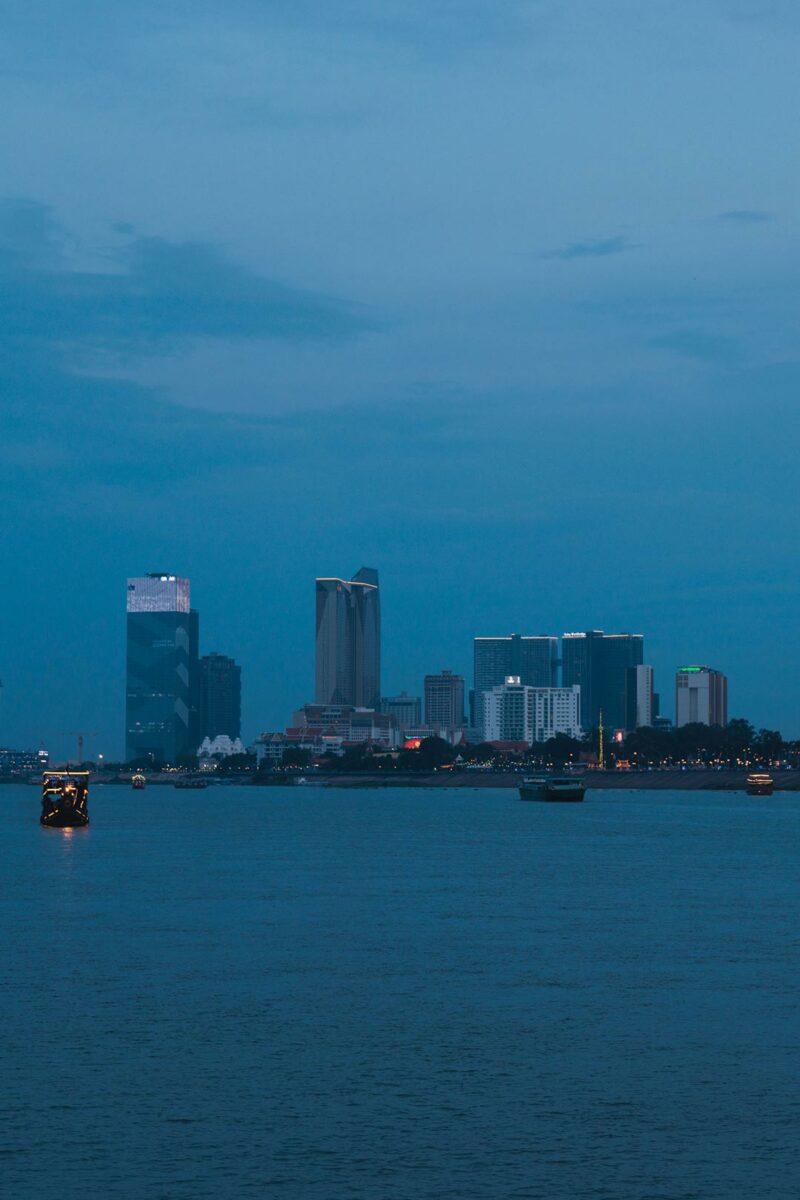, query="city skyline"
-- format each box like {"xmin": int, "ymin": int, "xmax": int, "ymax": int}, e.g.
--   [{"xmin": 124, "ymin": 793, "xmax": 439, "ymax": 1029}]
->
[{"xmin": 0, "ymin": 563, "xmax": 754, "ymax": 762}]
